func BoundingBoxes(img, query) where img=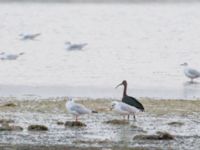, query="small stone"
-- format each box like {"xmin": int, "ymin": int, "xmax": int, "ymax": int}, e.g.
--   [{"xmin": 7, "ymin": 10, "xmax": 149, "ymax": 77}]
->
[
  {"xmin": 0, "ymin": 124, "xmax": 23, "ymax": 131},
  {"xmin": 156, "ymin": 131, "xmax": 174, "ymax": 140},
  {"xmin": 3, "ymin": 103, "xmax": 17, "ymax": 107},
  {"xmin": 9, "ymin": 125, "xmax": 23, "ymax": 131},
  {"xmin": 28, "ymin": 125, "xmax": 48, "ymax": 131},
  {"xmin": 64, "ymin": 121, "xmax": 86, "ymax": 127},
  {"xmin": 168, "ymin": 121, "xmax": 184, "ymax": 126},
  {"xmin": 104, "ymin": 119, "xmax": 129, "ymax": 125},
  {"xmin": 0, "ymin": 119, "xmax": 15, "ymax": 124},
  {"xmin": 57, "ymin": 121, "xmax": 64, "ymax": 125}
]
